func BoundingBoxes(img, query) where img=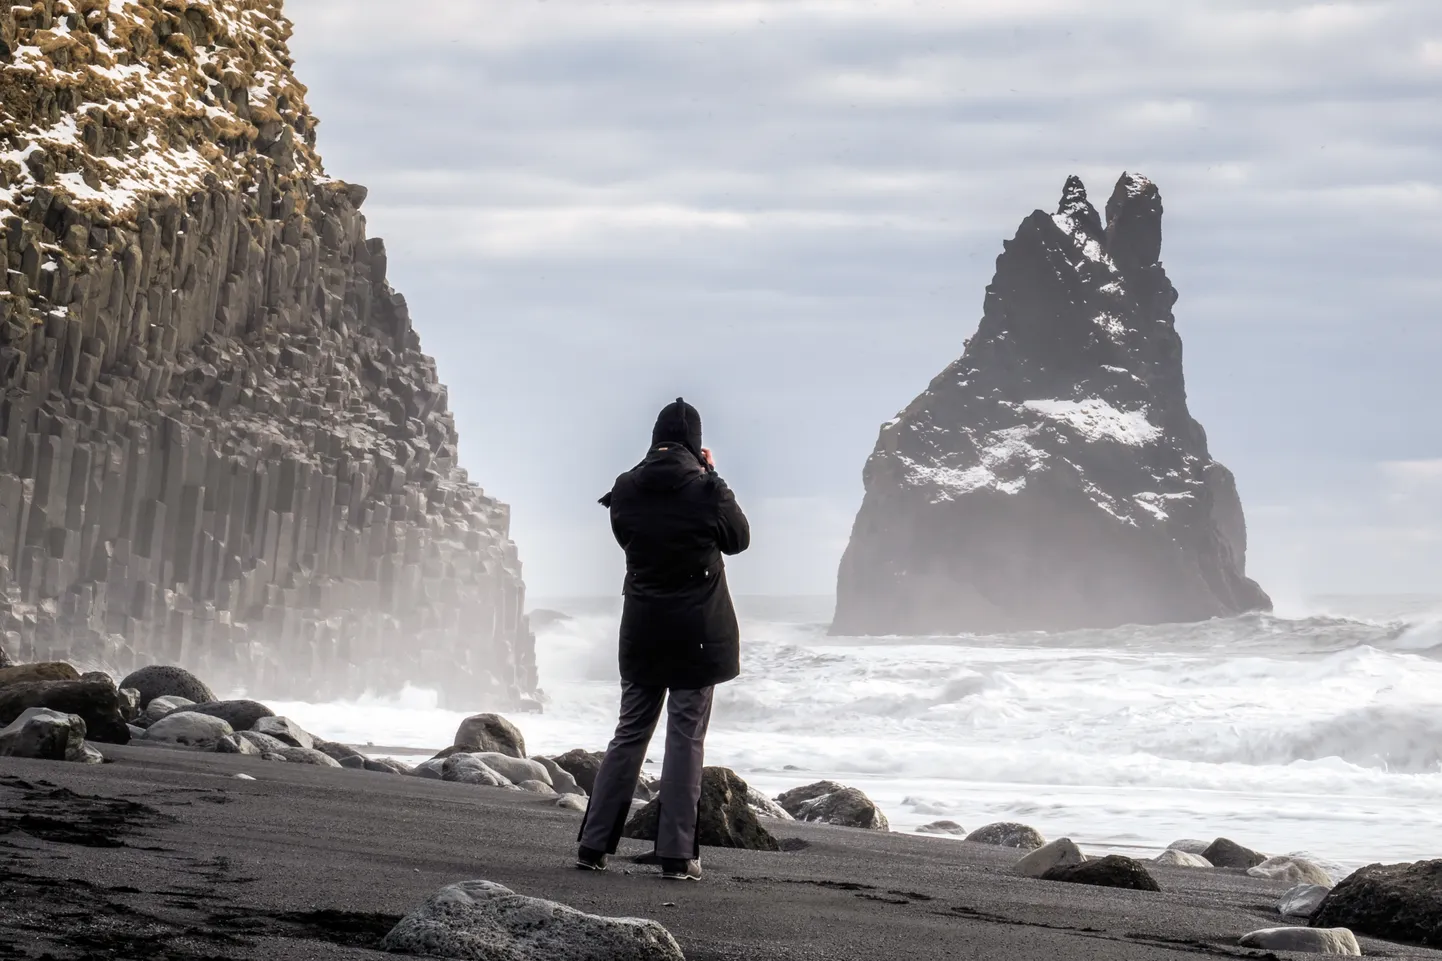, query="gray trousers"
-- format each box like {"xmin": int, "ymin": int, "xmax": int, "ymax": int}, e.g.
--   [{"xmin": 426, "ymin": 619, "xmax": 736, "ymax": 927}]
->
[{"xmin": 578, "ymin": 682, "xmax": 714, "ymax": 860}]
